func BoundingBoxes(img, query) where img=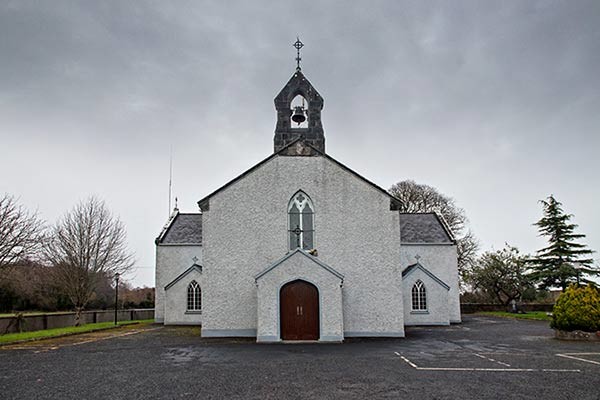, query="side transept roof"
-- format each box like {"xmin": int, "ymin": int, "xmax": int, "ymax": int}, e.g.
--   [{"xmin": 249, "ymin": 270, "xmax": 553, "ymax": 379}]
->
[
  {"xmin": 155, "ymin": 212, "xmax": 202, "ymax": 245},
  {"xmin": 399, "ymin": 213, "xmax": 455, "ymax": 244}
]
